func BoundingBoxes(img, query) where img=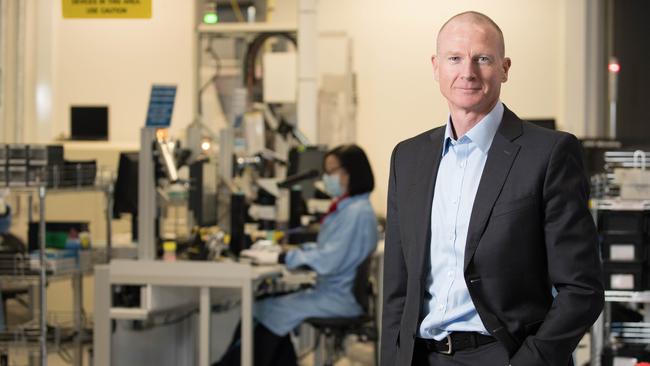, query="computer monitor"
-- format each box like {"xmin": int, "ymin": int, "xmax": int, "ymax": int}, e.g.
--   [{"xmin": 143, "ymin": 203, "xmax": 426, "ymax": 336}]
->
[
  {"xmin": 113, "ymin": 152, "xmax": 139, "ymax": 239},
  {"xmin": 287, "ymin": 146, "xmax": 328, "ymax": 200},
  {"xmin": 526, "ymin": 118, "xmax": 556, "ymax": 130},
  {"xmin": 113, "ymin": 152, "xmax": 139, "ymax": 217},
  {"xmin": 70, "ymin": 106, "xmax": 109, "ymax": 141}
]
